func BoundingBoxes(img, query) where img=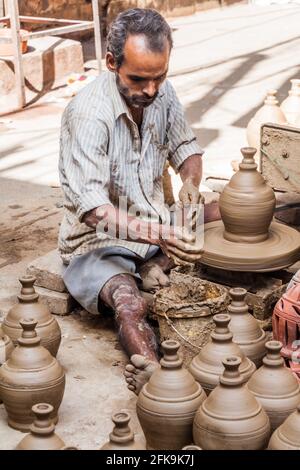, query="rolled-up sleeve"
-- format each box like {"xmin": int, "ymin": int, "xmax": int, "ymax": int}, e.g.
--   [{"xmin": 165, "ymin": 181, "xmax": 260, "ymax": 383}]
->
[
  {"xmin": 59, "ymin": 113, "xmax": 112, "ymax": 222},
  {"xmin": 166, "ymin": 82, "xmax": 204, "ymax": 172}
]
